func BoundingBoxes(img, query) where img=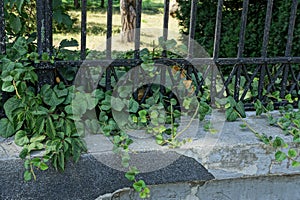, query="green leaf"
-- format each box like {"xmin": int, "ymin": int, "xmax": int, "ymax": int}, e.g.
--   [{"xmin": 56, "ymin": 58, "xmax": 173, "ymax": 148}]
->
[
  {"xmin": 254, "ymin": 100, "xmax": 263, "ymax": 116},
  {"xmin": 14, "ymin": 130, "xmax": 29, "ymax": 146},
  {"xmin": 236, "ymin": 101, "xmax": 246, "ymax": 118},
  {"xmin": 46, "ymin": 117, "xmax": 56, "ymax": 139},
  {"xmin": 35, "ymin": 118, "xmax": 45, "ymax": 135},
  {"xmin": 16, "ymin": 0, "xmax": 25, "ymax": 13},
  {"xmin": 291, "ymin": 160, "xmax": 300, "ymax": 167},
  {"xmin": 225, "ymin": 107, "xmax": 238, "ymax": 122},
  {"xmin": 239, "ymin": 123, "xmax": 247, "ymax": 129},
  {"xmin": 32, "ymin": 106, "xmax": 49, "ymax": 115},
  {"xmin": 30, "ymin": 135, "xmax": 46, "ymax": 143},
  {"xmin": 293, "ymin": 135, "xmax": 300, "ymax": 143},
  {"xmin": 39, "ymin": 162, "xmax": 49, "ymax": 171},
  {"xmin": 275, "ymin": 151, "xmax": 287, "ymax": 162},
  {"xmin": 0, "ymin": 118, "xmax": 15, "ymax": 138},
  {"xmin": 133, "ymin": 180, "xmax": 146, "ymax": 192},
  {"xmin": 266, "ymin": 102, "xmax": 274, "ymax": 111},
  {"xmin": 272, "ymin": 137, "xmax": 285, "ymax": 148},
  {"xmin": 58, "ymin": 151, "xmax": 65, "ymax": 171},
  {"xmin": 53, "ymin": 85, "xmax": 68, "ymax": 98},
  {"xmin": 183, "ymin": 98, "xmax": 192, "ymax": 109},
  {"xmin": 59, "ymin": 38, "xmax": 79, "ymax": 49},
  {"xmin": 129, "ymin": 98, "xmax": 139, "ymax": 113},
  {"xmin": 227, "ymin": 96, "xmax": 237, "ymax": 107},
  {"xmin": 9, "ymin": 14, "xmax": 21, "ymax": 34},
  {"xmin": 125, "ymin": 167, "xmax": 139, "ymax": 181},
  {"xmin": 2, "ymin": 81, "xmax": 14, "ymax": 92},
  {"xmin": 121, "ymin": 157, "xmax": 130, "ymax": 168},
  {"xmin": 111, "ymin": 97, "xmax": 125, "ymax": 112},
  {"xmin": 138, "ymin": 110, "xmax": 147, "ymax": 119},
  {"xmin": 93, "ymin": 89, "xmax": 105, "ymax": 100},
  {"xmin": 41, "ymin": 85, "xmax": 65, "ymax": 107},
  {"xmin": 12, "ymin": 37, "xmax": 27, "ymax": 56},
  {"xmin": 19, "ymin": 148, "xmax": 28, "ymax": 159},
  {"xmin": 288, "ymin": 149, "xmax": 298, "ymax": 158},
  {"xmin": 170, "ymin": 98, "xmax": 177, "ymax": 105},
  {"xmin": 155, "ymin": 134, "xmax": 164, "ymax": 145},
  {"xmin": 24, "ymin": 170, "xmax": 32, "ymax": 181},
  {"xmin": 24, "ymin": 159, "xmax": 30, "ymax": 170},
  {"xmin": 140, "ymin": 187, "xmax": 150, "ymax": 199}
]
